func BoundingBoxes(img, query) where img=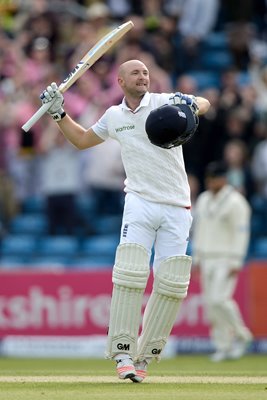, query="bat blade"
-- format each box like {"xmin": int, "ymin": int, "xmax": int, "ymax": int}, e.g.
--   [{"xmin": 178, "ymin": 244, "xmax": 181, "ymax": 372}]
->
[{"xmin": 21, "ymin": 21, "xmax": 134, "ymax": 132}]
